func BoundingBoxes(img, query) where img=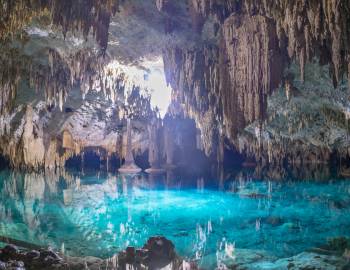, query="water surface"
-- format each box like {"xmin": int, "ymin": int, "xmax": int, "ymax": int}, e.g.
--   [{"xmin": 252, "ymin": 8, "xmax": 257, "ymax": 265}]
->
[{"xmin": 0, "ymin": 168, "xmax": 349, "ymax": 266}]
